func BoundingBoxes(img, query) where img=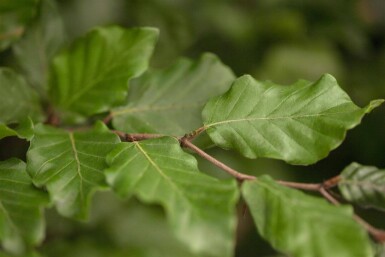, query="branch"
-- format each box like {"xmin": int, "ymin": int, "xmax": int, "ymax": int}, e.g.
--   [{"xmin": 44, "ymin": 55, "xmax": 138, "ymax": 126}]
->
[
  {"xmin": 180, "ymin": 138, "xmax": 256, "ymax": 181},
  {"xmin": 277, "ymin": 180, "xmax": 320, "ymax": 191},
  {"xmin": 111, "ymin": 129, "xmax": 385, "ymax": 243},
  {"xmin": 320, "ymin": 187, "xmax": 385, "ymax": 243},
  {"xmin": 113, "ymin": 130, "xmax": 164, "ymax": 142},
  {"xmin": 103, "ymin": 113, "xmax": 113, "ymax": 124}
]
